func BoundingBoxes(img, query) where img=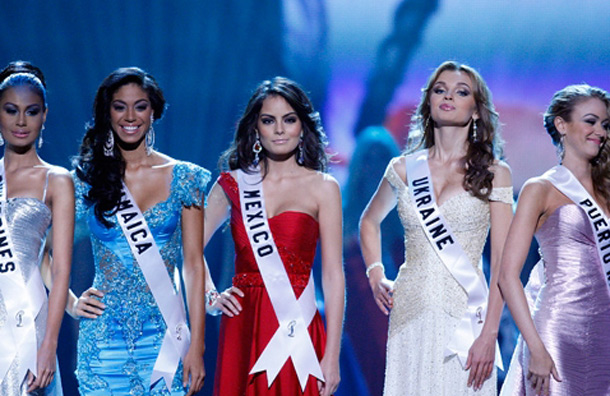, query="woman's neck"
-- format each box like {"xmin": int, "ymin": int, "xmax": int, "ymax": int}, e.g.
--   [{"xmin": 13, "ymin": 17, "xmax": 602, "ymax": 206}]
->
[
  {"xmin": 429, "ymin": 125, "xmax": 469, "ymax": 163},
  {"xmin": 2, "ymin": 145, "xmax": 40, "ymax": 170},
  {"xmin": 562, "ymin": 152, "xmax": 593, "ymax": 185},
  {"xmin": 261, "ymin": 156, "xmax": 301, "ymax": 179}
]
